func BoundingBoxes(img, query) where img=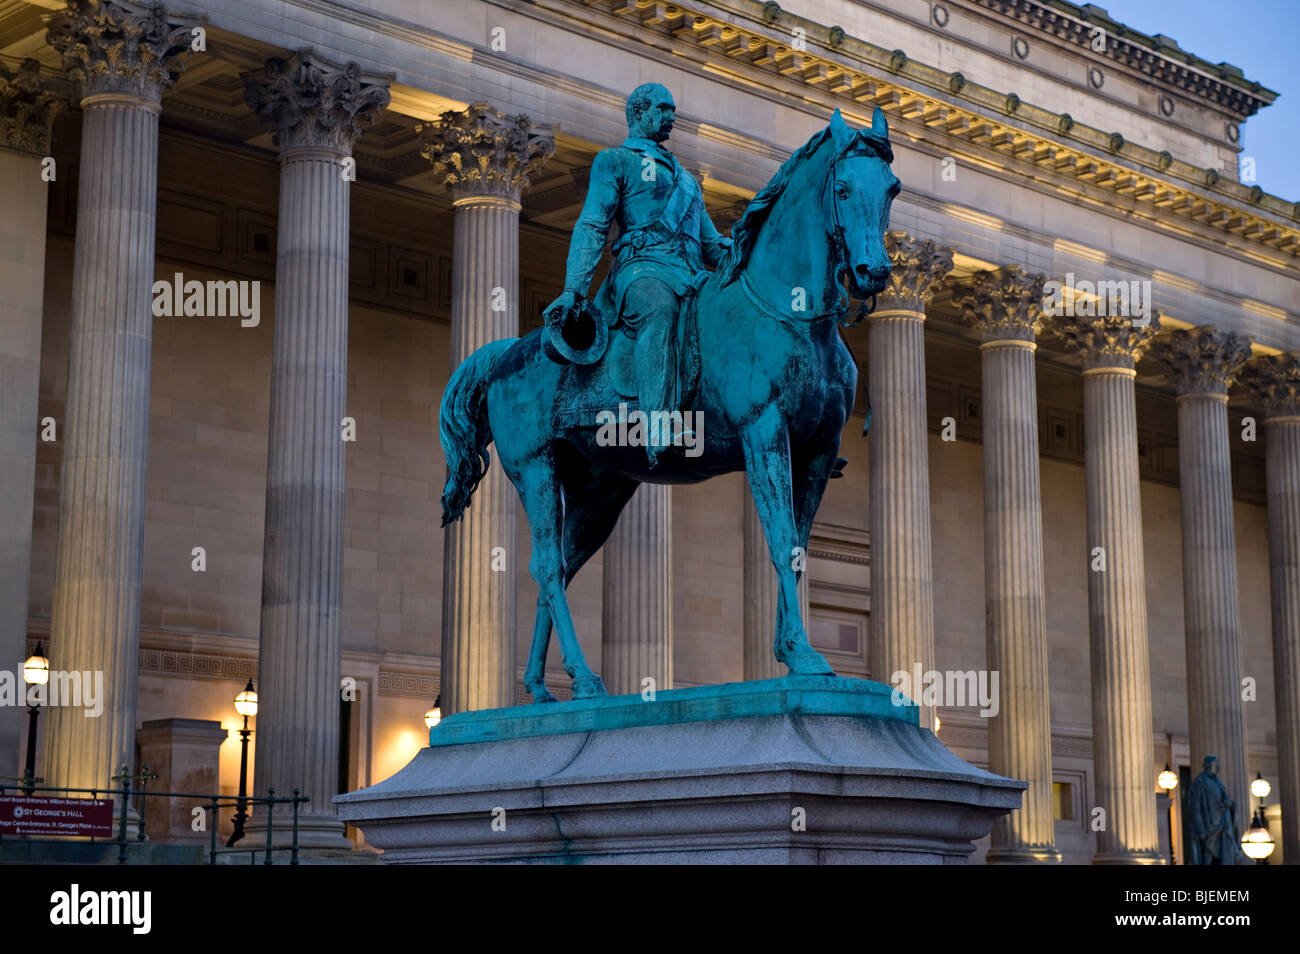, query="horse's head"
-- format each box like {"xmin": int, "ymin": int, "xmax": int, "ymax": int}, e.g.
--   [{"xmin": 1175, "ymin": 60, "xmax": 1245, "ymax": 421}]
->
[{"xmin": 827, "ymin": 107, "xmax": 899, "ymax": 300}]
